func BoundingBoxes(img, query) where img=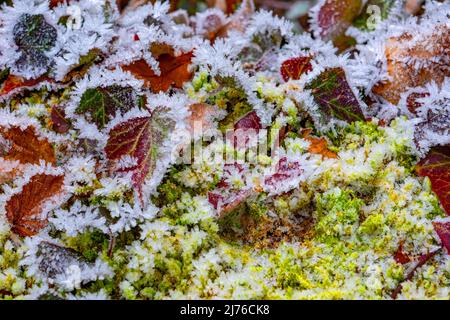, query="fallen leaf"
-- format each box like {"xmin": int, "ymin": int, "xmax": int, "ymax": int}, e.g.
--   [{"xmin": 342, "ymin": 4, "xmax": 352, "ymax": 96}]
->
[
  {"xmin": 76, "ymin": 85, "xmax": 143, "ymax": 129},
  {"xmin": 433, "ymin": 221, "xmax": 450, "ymax": 253},
  {"xmin": 416, "ymin": 145, "xmax": 450, "ymax": 215},
  {"xmin": 0, "ymin": 74, "xmax": 50, "ymax": 97},
  {"xmin": 311, "ymin": 0, "xmax": 362, "ymax": 43},
  {"xmin": 280, "ymin": 56, "xmax": 313, "ymax": 82},
  {"xmin": 394, "ymin": 242, "xmax": 411, "ymax": 264},
  {"xmin": 372, "ymin": 25, "xmax": 450, "ymax": 105},
  {"xmin": 301, "ymin": 128, "xmax": 338, "ymax": 159},
  {"xmin": 105, "ymin": 109, "xmax": 175, "ymax": 196},
  {"xmin": 6, "ymin": 173, "xmax": 64, "ymax": 236},
  {"xmin": 122, "ymin": 44, "xmax": 194, "ymax": 93},
  {"xmin": 51, "ymin": 106, "xmax": 70, "ymax": 134},
  {"xmin": 306, "ymin": 67, "xmax": 365, "ymax": 124},
  {"xmin": 0, "ymin": 126, "xmax": 55, "ymax": 165}
]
